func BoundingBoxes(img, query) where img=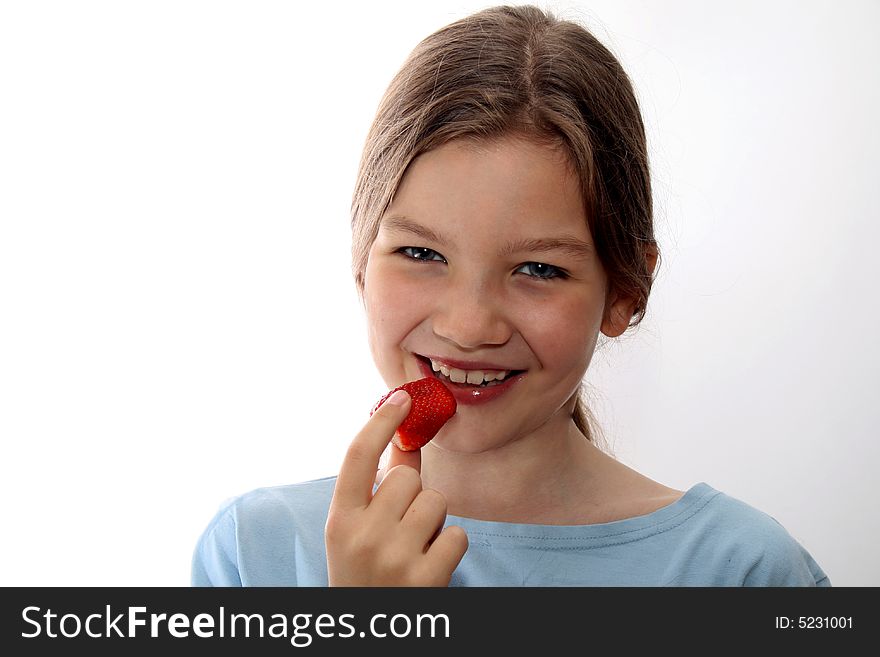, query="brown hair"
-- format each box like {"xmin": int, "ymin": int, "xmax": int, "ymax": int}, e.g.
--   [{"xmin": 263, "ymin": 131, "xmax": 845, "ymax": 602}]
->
[{"xmin": 350, "ymin": 5, "xmax": 658, "ymax": 450}]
